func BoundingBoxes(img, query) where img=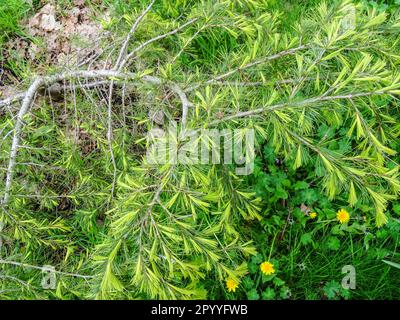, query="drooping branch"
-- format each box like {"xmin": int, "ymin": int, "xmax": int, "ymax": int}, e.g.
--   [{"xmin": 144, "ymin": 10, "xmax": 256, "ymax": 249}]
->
[
  {"xmin": 207, "ymin": 89, "xmax": 390, "ymax": 126},
  {"xmin": 106, "ymin": 82, "xmax": 118, "ymax": 202},
  {"xmin": 2, "ymin": 77, "xmax": 44, "ymax": 207},
  {"xmin": 185, "ymin": 45, "xmax": 308, "ymax": 92}
]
